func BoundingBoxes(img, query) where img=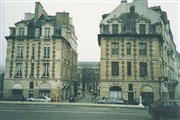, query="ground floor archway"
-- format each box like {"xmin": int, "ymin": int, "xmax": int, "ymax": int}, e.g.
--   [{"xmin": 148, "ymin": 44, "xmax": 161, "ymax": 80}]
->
[
  {"xmin": 39, "ymin": 82, "xmax": 51, "ymax": 97},
  {"xmin": 109, "ymin": 86, "xmax": 122, "ymax": 99},
  {"xmin": 11, "ymin": 83, "xmax": 23, "ymax": 96},
  {"xmin": 141, "ymin": 85, "xmax": 154, "ymax": 106}
]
